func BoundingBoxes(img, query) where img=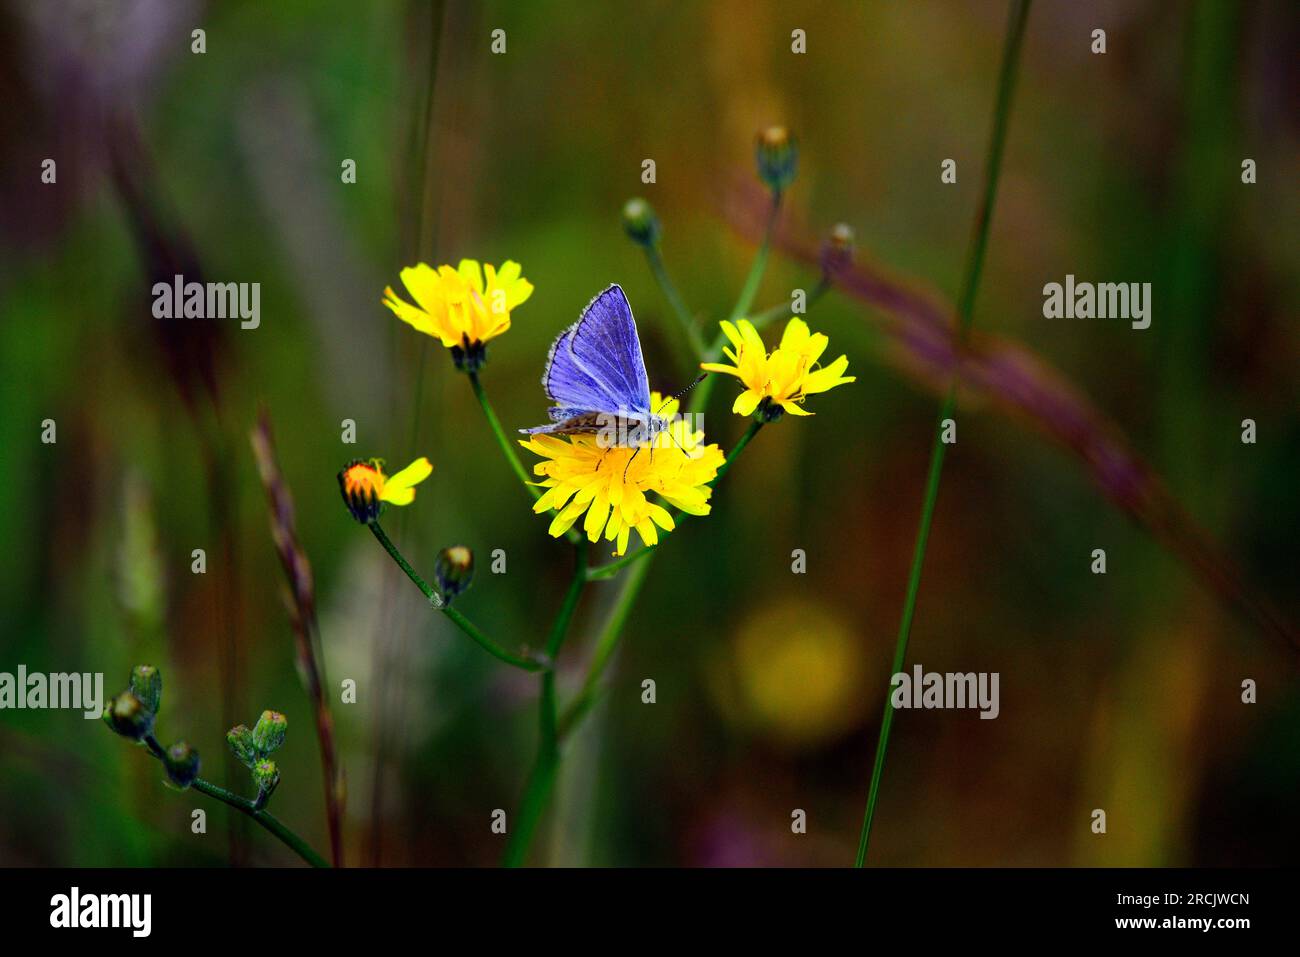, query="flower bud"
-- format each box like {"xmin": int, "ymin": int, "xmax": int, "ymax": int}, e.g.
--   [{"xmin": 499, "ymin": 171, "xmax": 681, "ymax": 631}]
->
[
  {"xmin": 252, "ymin": 710, "xmax": 287, "ymax": 756},
  {"xmin": 226, "ymin": 724, "xmax": 258, "ymax": 768},
  {"xmin": 253, "ymin": 759, "xmax": 280, "ymax": 800},
  {"xmin": 755, "ymin": 126, "xmax": 798, "ymax": 194},
  {"xmin": 105, "ymin": 691, "xmax": 154, "ymax": 741},
  {"xmin": 129, "ymin": 665, "xmax": 162, "ymax": 715},
  {"xmin": 163, "ymin": 740, "xmax": 201, "ymax": 789},
  {"xmin": 434, "ymin": 546, "xmax": 474, "ymax": 604},
  {"xmin": 820, "ymin": 222, "xmax": 855, "ymax": 276},
  {"xmin": 621, "ymin": 198, "xmax": 661, "ymax": 247},
  {"xmin": 338, "ymin": 460, "xmax": 384, "ymax": 525}
]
